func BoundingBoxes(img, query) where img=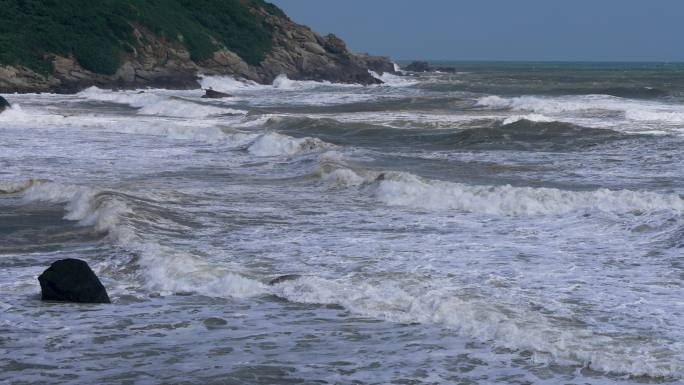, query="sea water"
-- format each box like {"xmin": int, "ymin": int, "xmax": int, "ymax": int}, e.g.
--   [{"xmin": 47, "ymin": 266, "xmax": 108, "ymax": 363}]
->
[{"xmin": 1, "ymin": 63, "xmax": 683, "ymax": 384}]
